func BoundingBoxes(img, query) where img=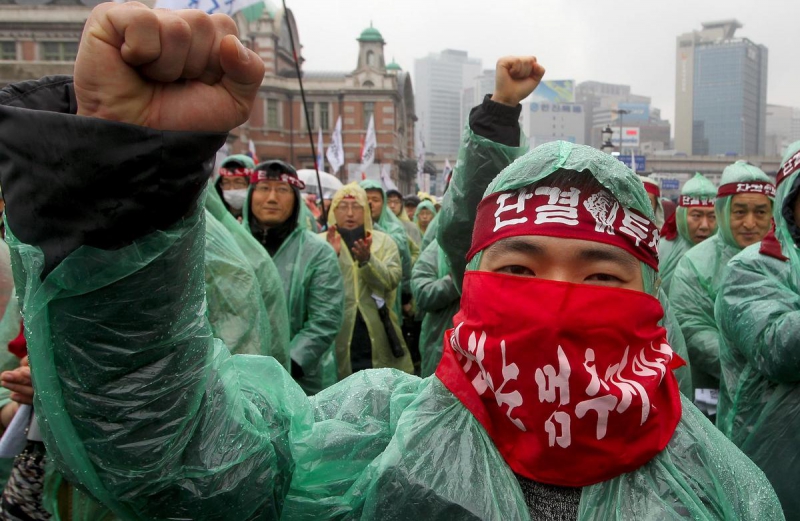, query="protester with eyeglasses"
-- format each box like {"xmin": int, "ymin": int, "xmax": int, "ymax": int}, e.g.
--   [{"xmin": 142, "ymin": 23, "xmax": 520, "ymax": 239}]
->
[{"xmin": 244, "ymin": 160, "xmax": 345, "ymax": 394}]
